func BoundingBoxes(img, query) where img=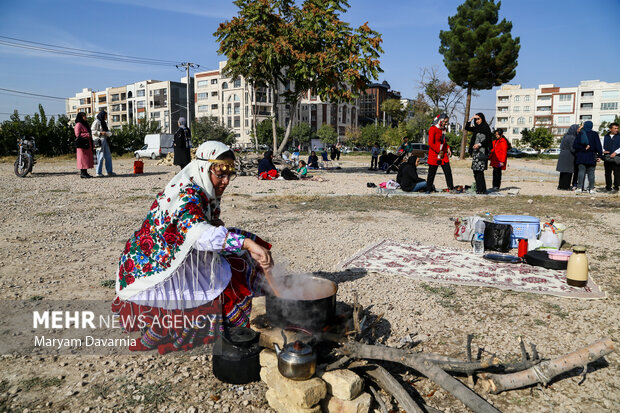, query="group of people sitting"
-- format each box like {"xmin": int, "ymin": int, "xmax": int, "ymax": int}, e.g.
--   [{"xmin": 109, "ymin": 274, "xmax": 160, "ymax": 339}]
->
[{"xmin": 258, "ymin": 150, "xmax": 310, "ymax": 180}]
